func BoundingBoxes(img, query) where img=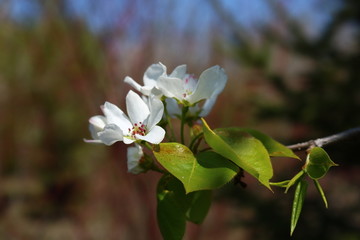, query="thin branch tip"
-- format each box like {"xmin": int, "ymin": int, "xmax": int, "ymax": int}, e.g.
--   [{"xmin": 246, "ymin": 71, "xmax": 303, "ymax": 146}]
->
[{"xmin": 287, "ymin": 127, "xmax": 360, "ymax": 151}]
